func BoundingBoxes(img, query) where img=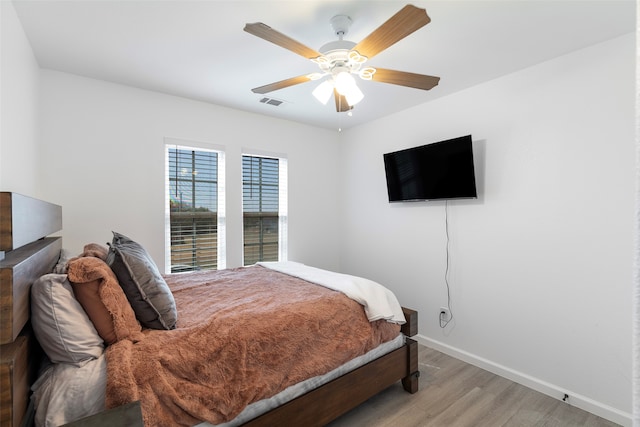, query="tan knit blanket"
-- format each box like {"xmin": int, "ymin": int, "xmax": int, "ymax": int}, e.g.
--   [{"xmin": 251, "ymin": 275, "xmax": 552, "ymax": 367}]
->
[{"xmin": 105, "ymin": 265, "xmax": 400, "ymax": 426}]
